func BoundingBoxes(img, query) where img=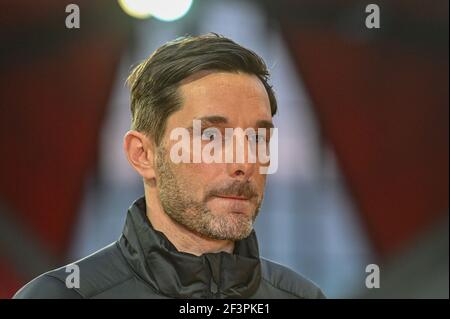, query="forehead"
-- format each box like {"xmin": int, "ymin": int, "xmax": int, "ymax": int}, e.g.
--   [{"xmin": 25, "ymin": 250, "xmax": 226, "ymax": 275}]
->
[{"xmin": 170, "ymin": 72, "xmax": 272, "ymax": 127}]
